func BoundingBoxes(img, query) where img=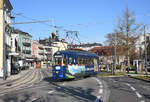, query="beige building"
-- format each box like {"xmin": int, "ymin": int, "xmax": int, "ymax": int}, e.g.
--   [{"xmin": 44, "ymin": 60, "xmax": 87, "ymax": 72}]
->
[
  {"xmin": 51, "ymin": 41, "xmax": 68, "ymax": 62},
  {"xmin": 0, "ymin": 0, "xmax": 13, "ymax": 78}
]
